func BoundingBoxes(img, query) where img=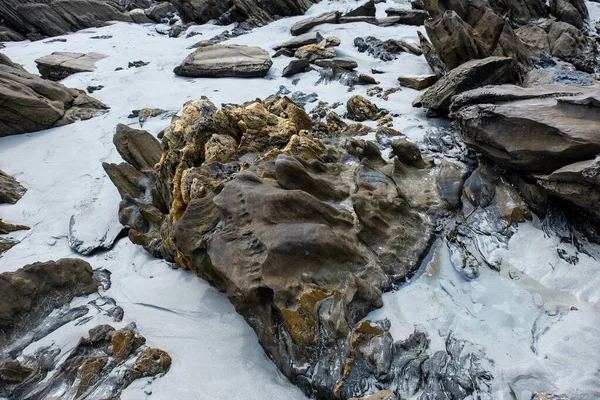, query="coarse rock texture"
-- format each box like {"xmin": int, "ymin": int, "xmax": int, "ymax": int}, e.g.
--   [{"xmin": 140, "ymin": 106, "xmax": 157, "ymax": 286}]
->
[
  {"xmin": 397, "ymin": 75, "xmax": 438, "ymax": 90},
  {"xmin": 273, "ymin": 31, "xmax": 324, "ymax": 51},
  {"xmin": 0, "ymin": 0, "xmax": 133, "ymax": 40},
  {"xmin": 346, "ymin": 95, "xmax": 382, "ymax": 121},
  {"xmin": 105, "ymin": 95, "xmax": 495, "ymax": 399},
  {"xmin": 35, "ymin": 51, "xmax": 106, "ymax": 80},
  {"xmin": 384, "ymin": 8, "xmax": 429, "ymax": 25},
  {"xmin": 171, "ymin": 0, "xmax": 316, "ymax": 27},
  {"xmin": 413, "ymin": 57, "xmax": 521, "ymax": 113},
  {"xmin": 1, "ymin": 323, "xmax": 171, "ymax": 399},
  {"xmin": 0, "ymin": 258, "xmax": 98, "ymax": 346},
  {"xmin": 174, "ymin": 44, "xmax": 273, "ymax": 78},
  {"xmin": 0, "ymin": 54, "xmax": 108, "ymax": 137},
  {"xmin": 0, "ymin": 171, "xmax": 26, "ymax": 204},
  {"xmin": 452, "ymin": 84, "xmax": 600, "ymax": 224},
  {"xmin": 354, "ymin": 36, "xmax": 423, "ymax": 61},
  {"xmin": 453, "ymin": 84, "xmax": 600, "ymax": 172}
]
